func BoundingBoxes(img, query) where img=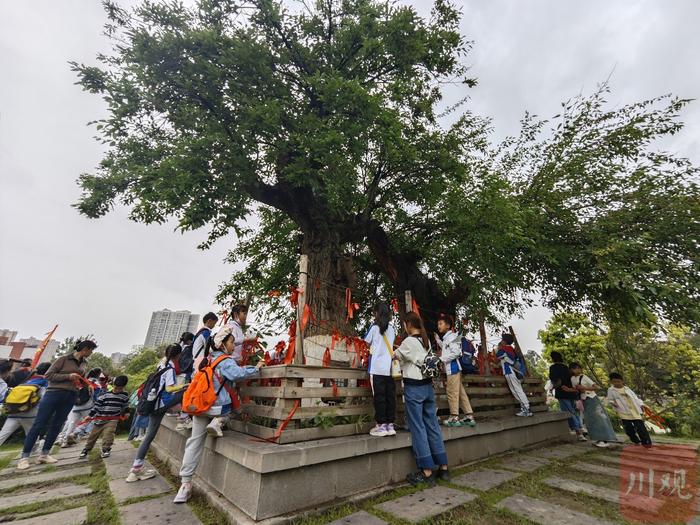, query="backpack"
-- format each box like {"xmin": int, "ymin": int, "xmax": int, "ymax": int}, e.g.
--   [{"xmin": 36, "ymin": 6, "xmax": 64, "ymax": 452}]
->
[
  {"xmin": 459, "ymin": 337, "xmax": 478, "ymax": 374},
  {"xmin": 420, "ymin": 346, "xmax": 442, "ymax": 379},
  {"xmin": 182, "ymin": 355, "xmax": 230, "ymax": 416},
  {"xmin": 136, "ymin": 365, "xmax": 173, "ymax": 416},
  {"xmin": 3, "ymin": 384, "xmax": 41, "ymax": 414}
]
